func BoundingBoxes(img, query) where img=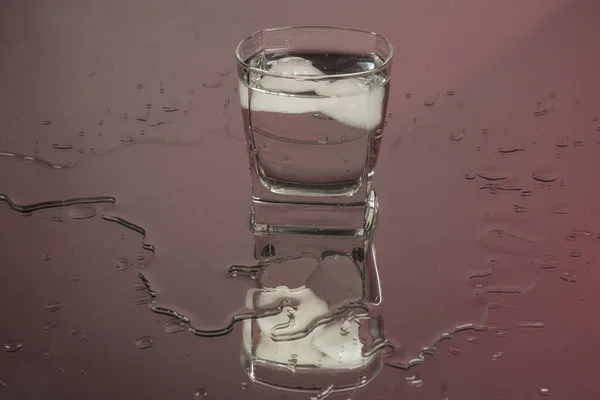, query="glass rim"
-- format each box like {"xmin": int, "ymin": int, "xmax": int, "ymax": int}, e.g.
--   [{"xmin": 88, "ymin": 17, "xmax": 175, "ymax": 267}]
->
[{"xmin": 235, "ymin": 25, "xmax": 394, "ymax": 80}]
